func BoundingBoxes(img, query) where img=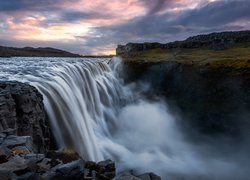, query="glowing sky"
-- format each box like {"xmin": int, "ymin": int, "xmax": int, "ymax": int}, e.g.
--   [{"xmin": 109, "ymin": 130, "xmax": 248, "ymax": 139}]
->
[{"xmin": 0, "ymin": 0, "xmax": 249, "ymax": 55}]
